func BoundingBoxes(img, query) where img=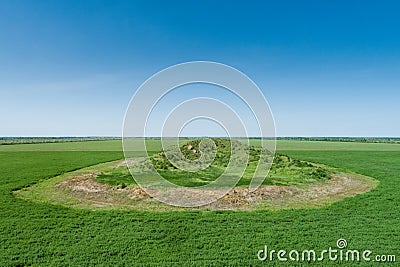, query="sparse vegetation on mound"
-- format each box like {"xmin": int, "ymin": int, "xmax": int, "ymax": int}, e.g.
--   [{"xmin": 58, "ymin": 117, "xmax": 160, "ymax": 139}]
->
[{"xmin": 104, "ymin": 138, "xmax": 331, "ymax": 188}]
